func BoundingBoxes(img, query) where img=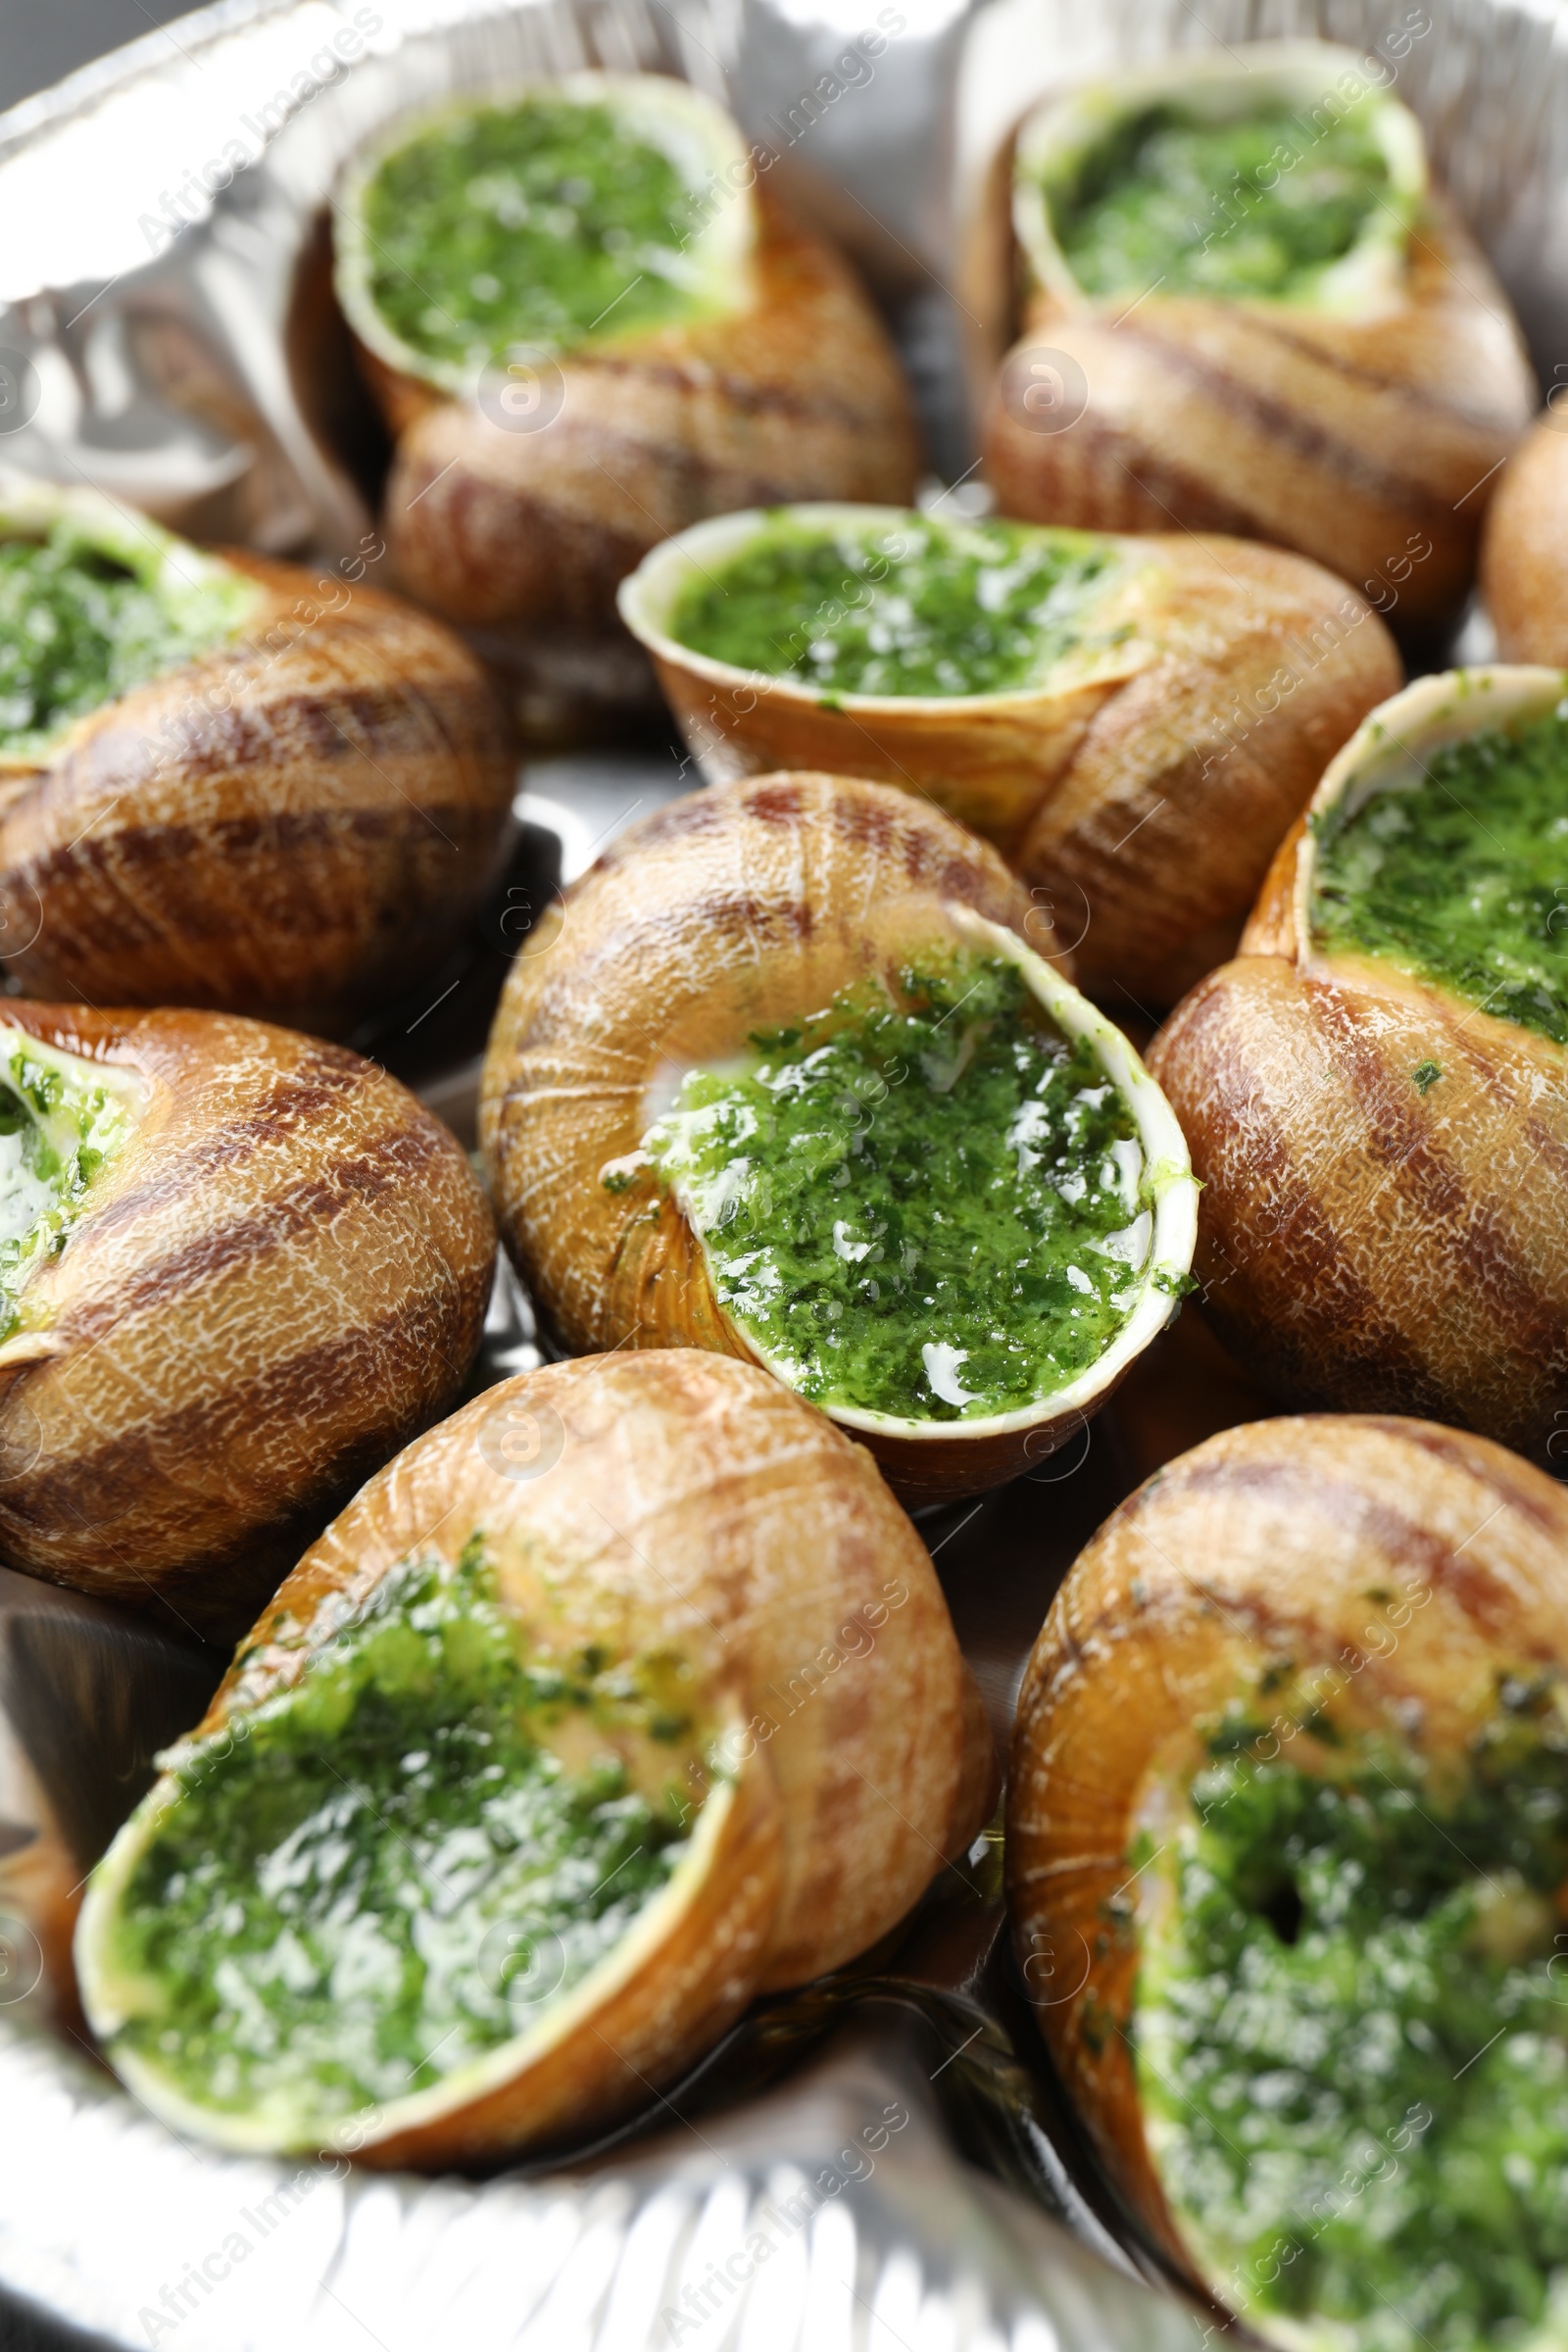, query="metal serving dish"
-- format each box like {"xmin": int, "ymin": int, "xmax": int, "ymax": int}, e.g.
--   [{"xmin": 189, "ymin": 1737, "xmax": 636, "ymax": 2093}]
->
[{"xmin": 0, "ymin": 0, "xmax": 1564, "ymax": 2343}]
